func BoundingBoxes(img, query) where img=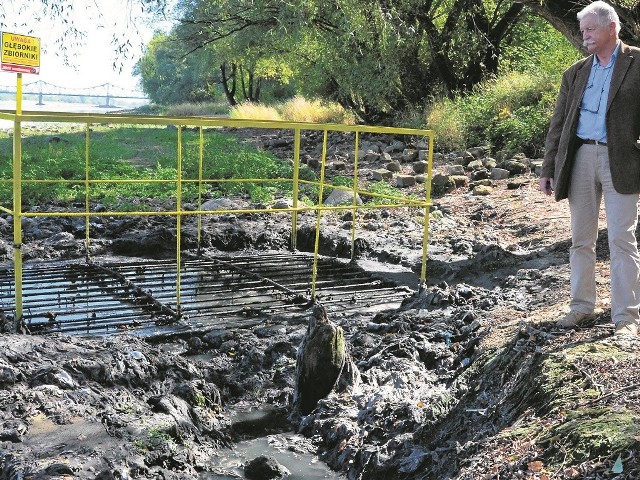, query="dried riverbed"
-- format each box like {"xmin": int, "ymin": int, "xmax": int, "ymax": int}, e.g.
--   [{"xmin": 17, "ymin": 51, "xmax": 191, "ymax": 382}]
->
[{"xmin": 0, "ymin": 128, "xmax": 639, "ymax": 479}]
